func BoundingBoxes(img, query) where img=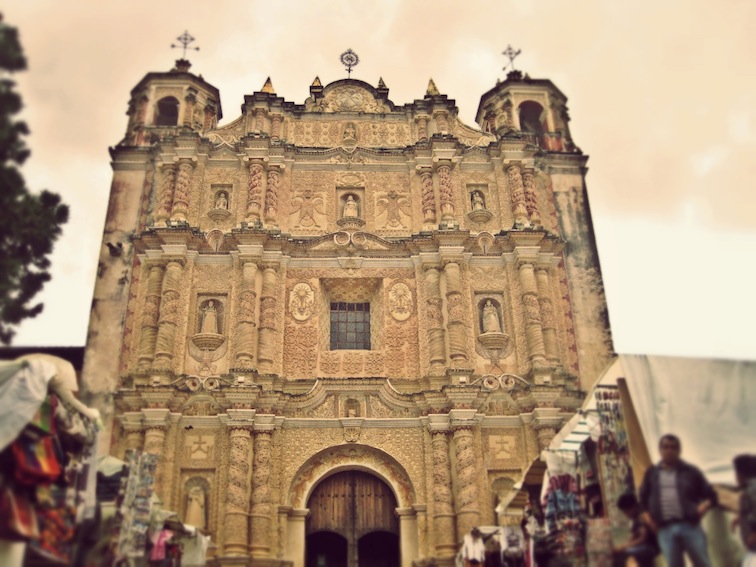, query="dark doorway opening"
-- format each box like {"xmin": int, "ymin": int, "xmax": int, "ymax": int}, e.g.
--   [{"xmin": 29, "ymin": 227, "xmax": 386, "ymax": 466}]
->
[
  {"xmin": 306, "ymin": 531, "xmax": 347, "ymax": 567},
  {"xmin": 357, "ymin": 531, "xmax": 399, "ymax": 567}
]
